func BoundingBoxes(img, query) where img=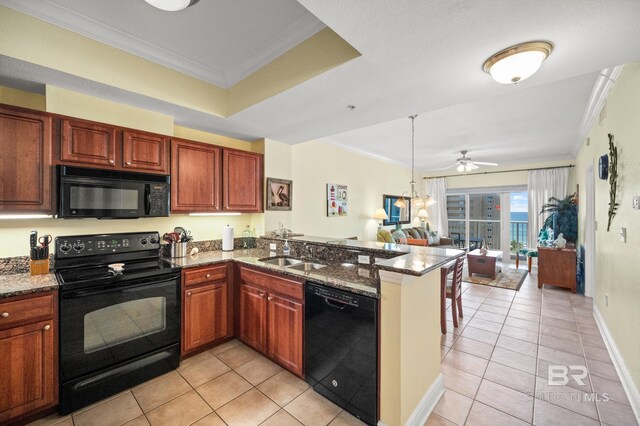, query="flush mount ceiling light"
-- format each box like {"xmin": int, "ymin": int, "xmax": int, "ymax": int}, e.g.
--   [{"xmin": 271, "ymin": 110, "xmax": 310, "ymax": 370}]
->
[
  {"xmin": 483, "ymin": 41, "xmax": 553, "ymax": 84},
  {"xmin": 144, "ymin": 0, "xmax": 200, "ymax": 11}
]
